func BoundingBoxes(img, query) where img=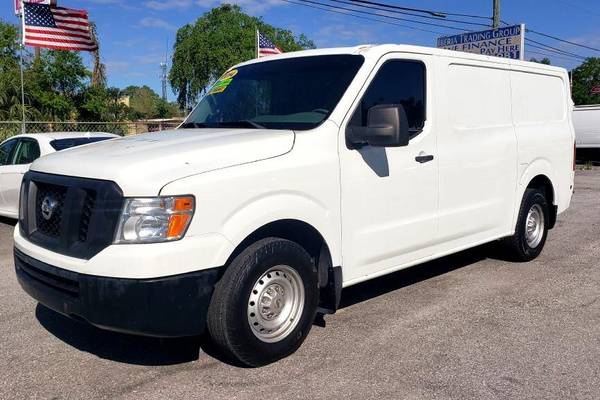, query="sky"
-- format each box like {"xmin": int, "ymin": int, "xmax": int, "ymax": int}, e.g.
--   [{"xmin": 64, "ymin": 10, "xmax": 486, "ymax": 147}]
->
[{"xmin": 2, "ymin": 0, "xmax": 600, "ymax": 101}]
